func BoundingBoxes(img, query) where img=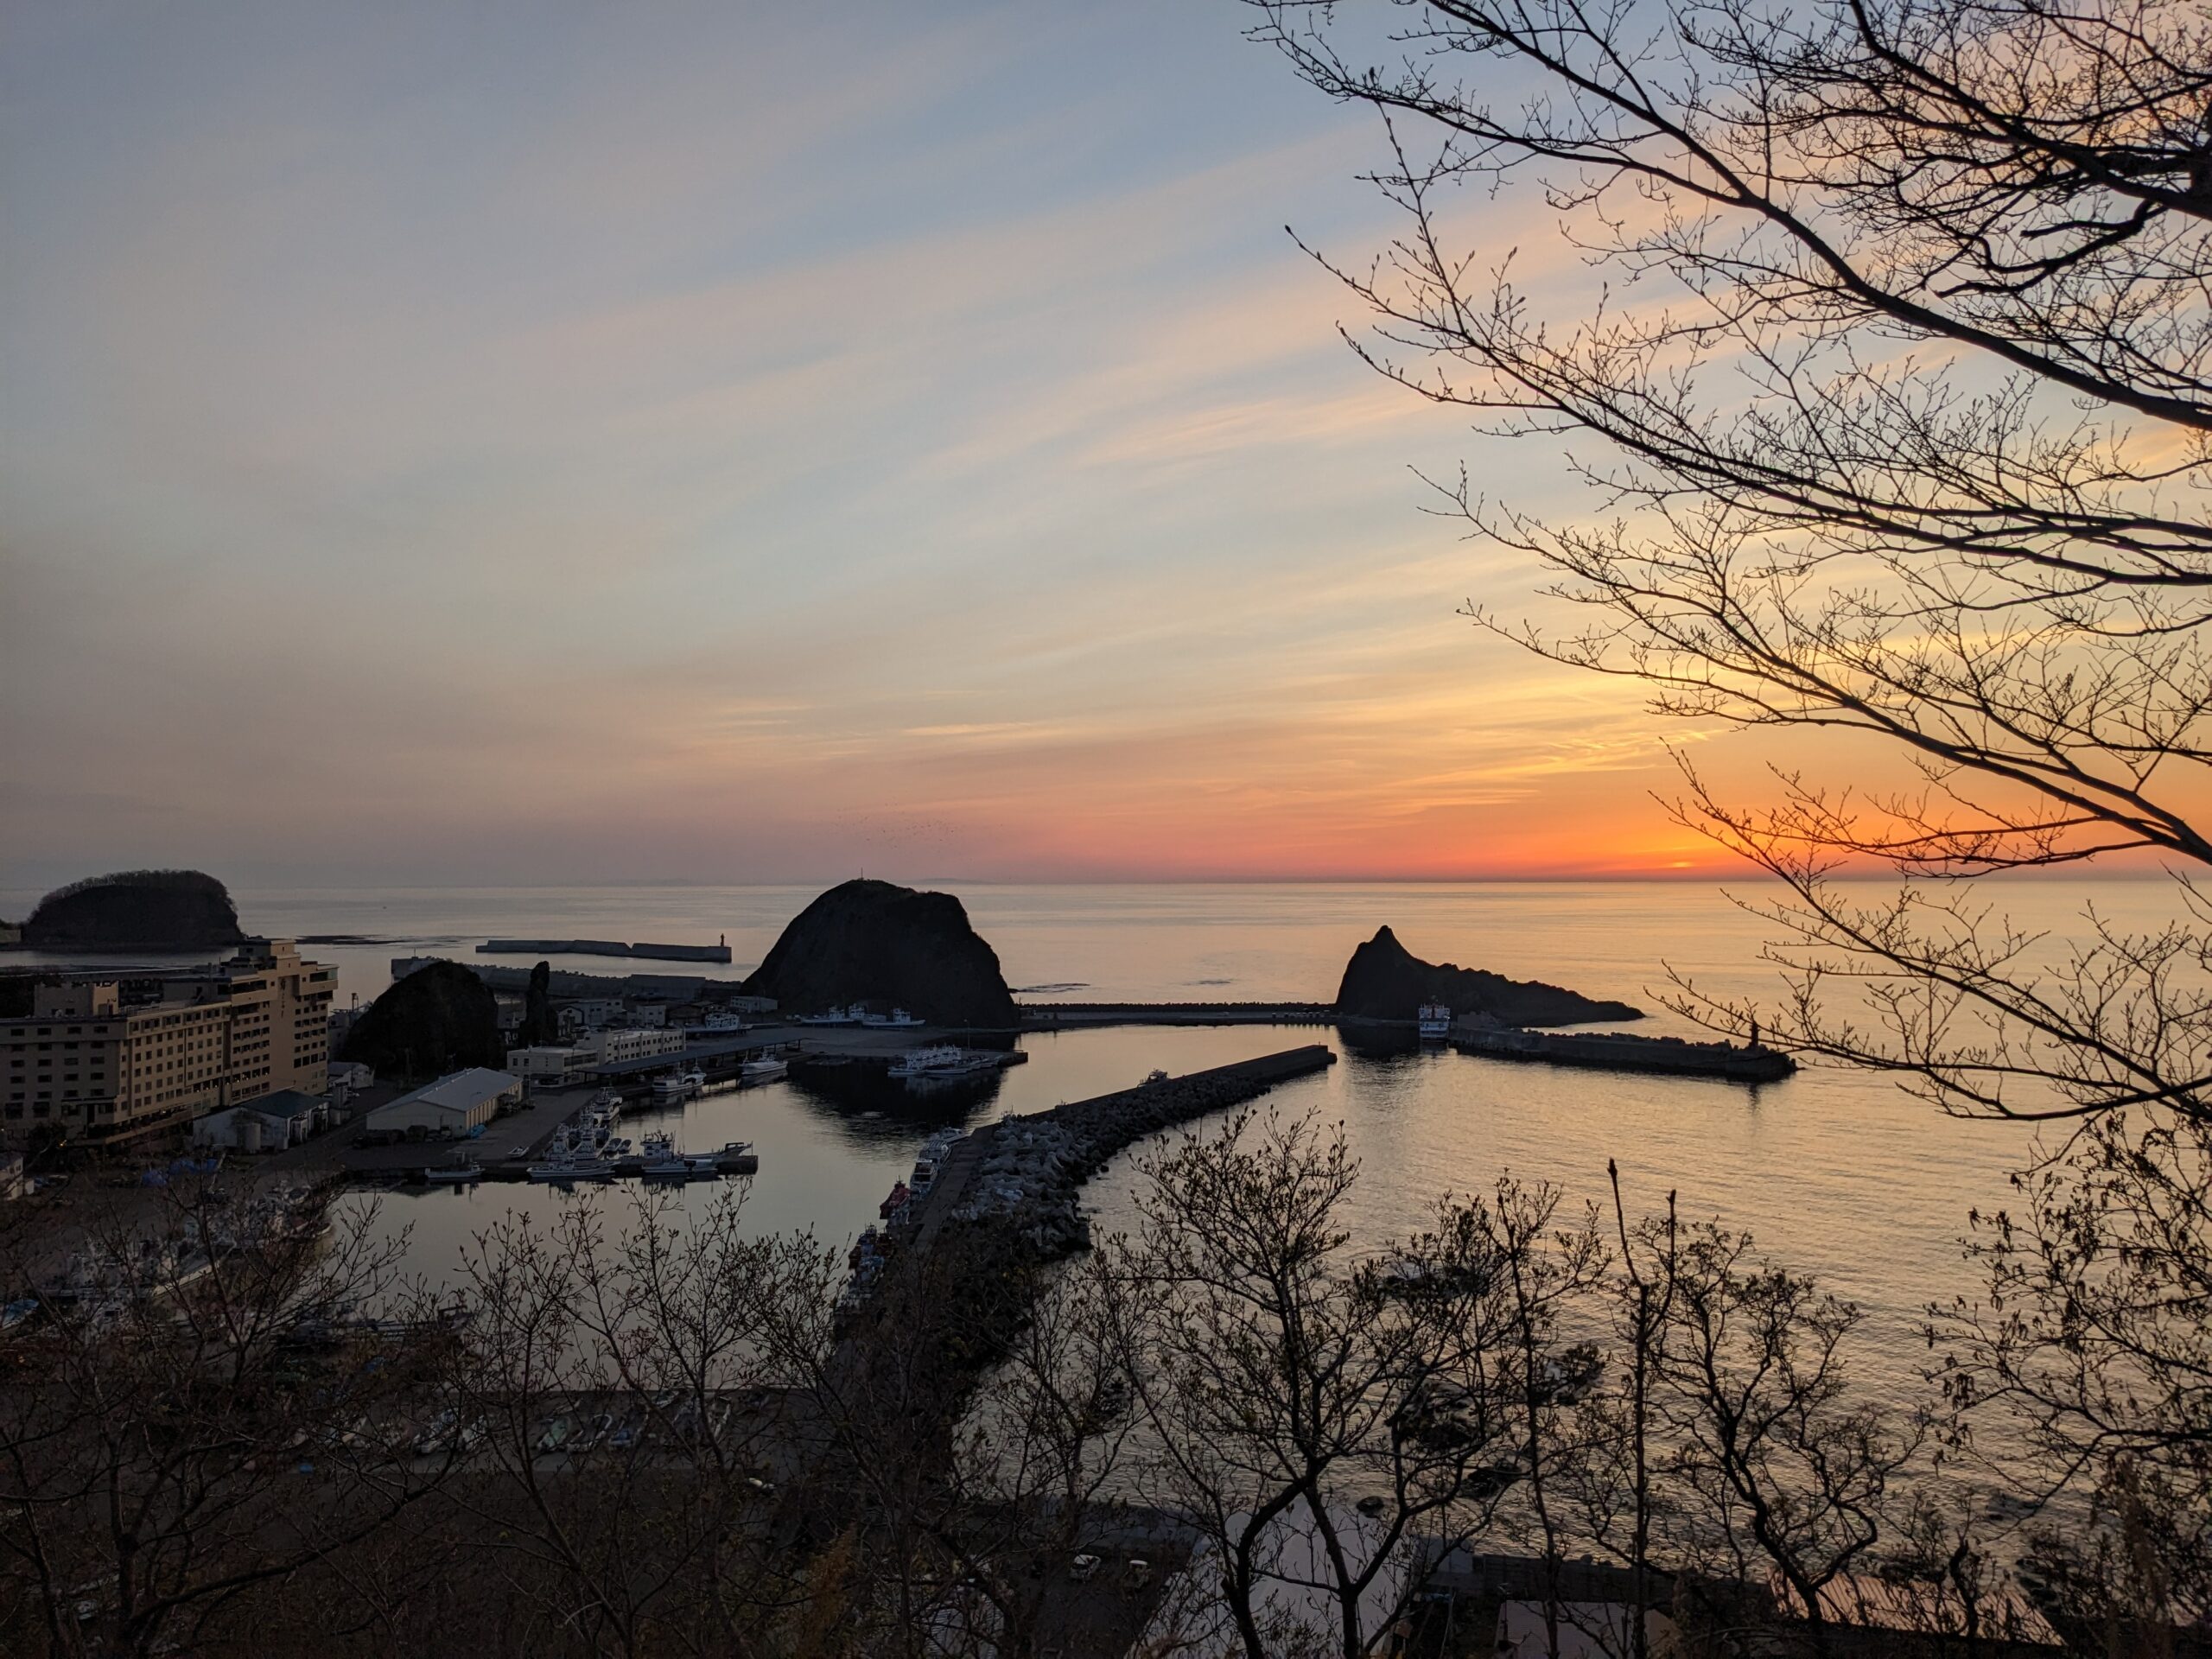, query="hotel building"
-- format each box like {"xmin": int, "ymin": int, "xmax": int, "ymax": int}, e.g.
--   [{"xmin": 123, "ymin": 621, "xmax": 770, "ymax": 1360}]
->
[{"xmin": 1, "ymin": 939, "xmax": 337, "ymax": 1145}]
